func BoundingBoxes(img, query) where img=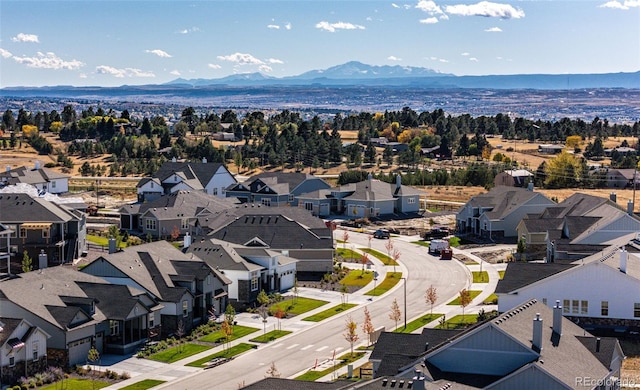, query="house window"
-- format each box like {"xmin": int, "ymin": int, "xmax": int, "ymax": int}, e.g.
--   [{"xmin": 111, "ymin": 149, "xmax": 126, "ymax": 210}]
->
[
  {"xmin": 7, "ymin": 224, "xmax": 17, "ymax": 237},
  {"xmin": 51, "ymin": 181, "xmax": 56, "ymax": 188},
  {"xmin": 19, "ymin": 228, "xmax": 26, "ymax": 238},
  {"xmin": 634, "ymin": 303, "xmax": 640, "ymax": 318},
  {"xmin": 305, "ymin": 202, "xmax": 313, "ymax": 211},
  {"xmin": 288, "ymin": 194, "xmax": 294, "ymax": 203},
  {"xmin": 181, "ymin": 219, "xmax": 189, "ymax": 229},
  {"xmin": 150, "ymin": 182, "xmax": 154, "ymax": 188},
  {"xmin": 32, "ymin": 340, "xmax": 39, "ymax": 361},
  {"xmin": 149, "ymin": 313, "xmax": 155, "ymax": 328},
  {"xmin": 145, "ymin": 219, "xmax": 157, "ymax": 231},
  {"xmin": 207, "ymin": 275, "xmax": 211, "ymax": 285},
  {"xmin": 9, "ymin": 355, "xmax": 14, "ymax": 367},
  {"xmin": 110, "ymin": 320, "xmax": 119, "ymax": 336},
  {"xmin": 182, "ymin": 300, "xmax": 188, "ymax": 316},
  {"xmin": 42, "ymin": 228, "xmax": 50, "ymax": 238},
  {"xmin": 261, "ymin": 198, "xmax": 271, "ymax": 207},
  {"xmin": 572, "ymin": 300, "xmax": 579, "ymax": 314},
  {"xmin": 213, "ymin": 188, "xmax": 218, "ymax": 196},
  {"xmin": 408, "ymin": 197, "xmax": 416, "ymax": 204},
  {"xmin": 542, "ymin": 298, "xmax": 547, "ymax": 305},
  {"xmin": 601, "ymin": 301, "xmax": 609, "ymax": 316},
  {"xmin": 581, "ymin": 300, "xmax": 588, "ymax": 315},
  {"xmin": 251, "ymin": 273, "xmax": 258, "ymax": 291},
  {"xmin": 563, "ymin": 300, "xmax": 570, "ymax": 314}
]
